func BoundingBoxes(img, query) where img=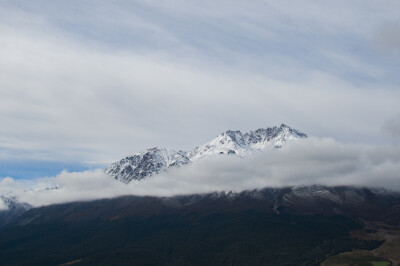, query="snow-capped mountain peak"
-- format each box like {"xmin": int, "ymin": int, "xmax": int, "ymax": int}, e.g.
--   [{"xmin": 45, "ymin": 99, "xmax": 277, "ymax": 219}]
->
[
  {"xmin": 105, "ymin": 124, "xmax": 307, "ymax": 183},
  {"xmin": 187, "ymin": 130, "xmax": 250, "ymax": 160},
  {"xmin": 188, "ymin": 124, "xmax": 307, "ymax": 160},
  {"xmin": 246, "ymin": 124, "xmax": 307, "ymax": 149},
  {"xmin": 105, "ymin": 147, "xmax": 190, "ymax": 183}
]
